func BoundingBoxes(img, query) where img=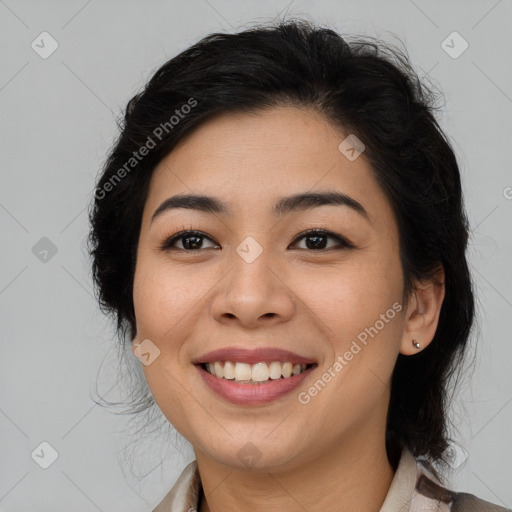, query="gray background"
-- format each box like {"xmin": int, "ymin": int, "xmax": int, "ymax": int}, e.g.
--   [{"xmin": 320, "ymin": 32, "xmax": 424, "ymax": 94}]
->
[{"xmin": 1, "ymin": 0, "xmax": 511, "ymax": 510}]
